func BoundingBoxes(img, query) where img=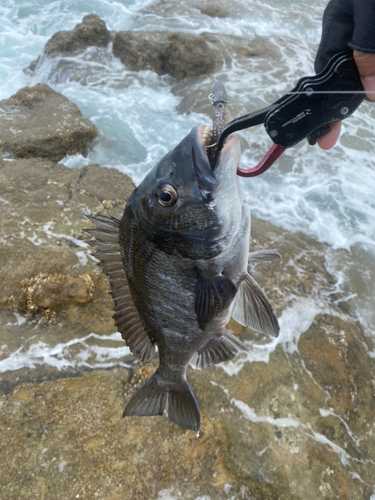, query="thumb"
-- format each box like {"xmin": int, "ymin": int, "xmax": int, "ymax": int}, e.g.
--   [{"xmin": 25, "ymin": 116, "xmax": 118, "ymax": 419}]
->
[{"xmin": 353, "ymin": 50, "xmax": 375, "ymax": 102}]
